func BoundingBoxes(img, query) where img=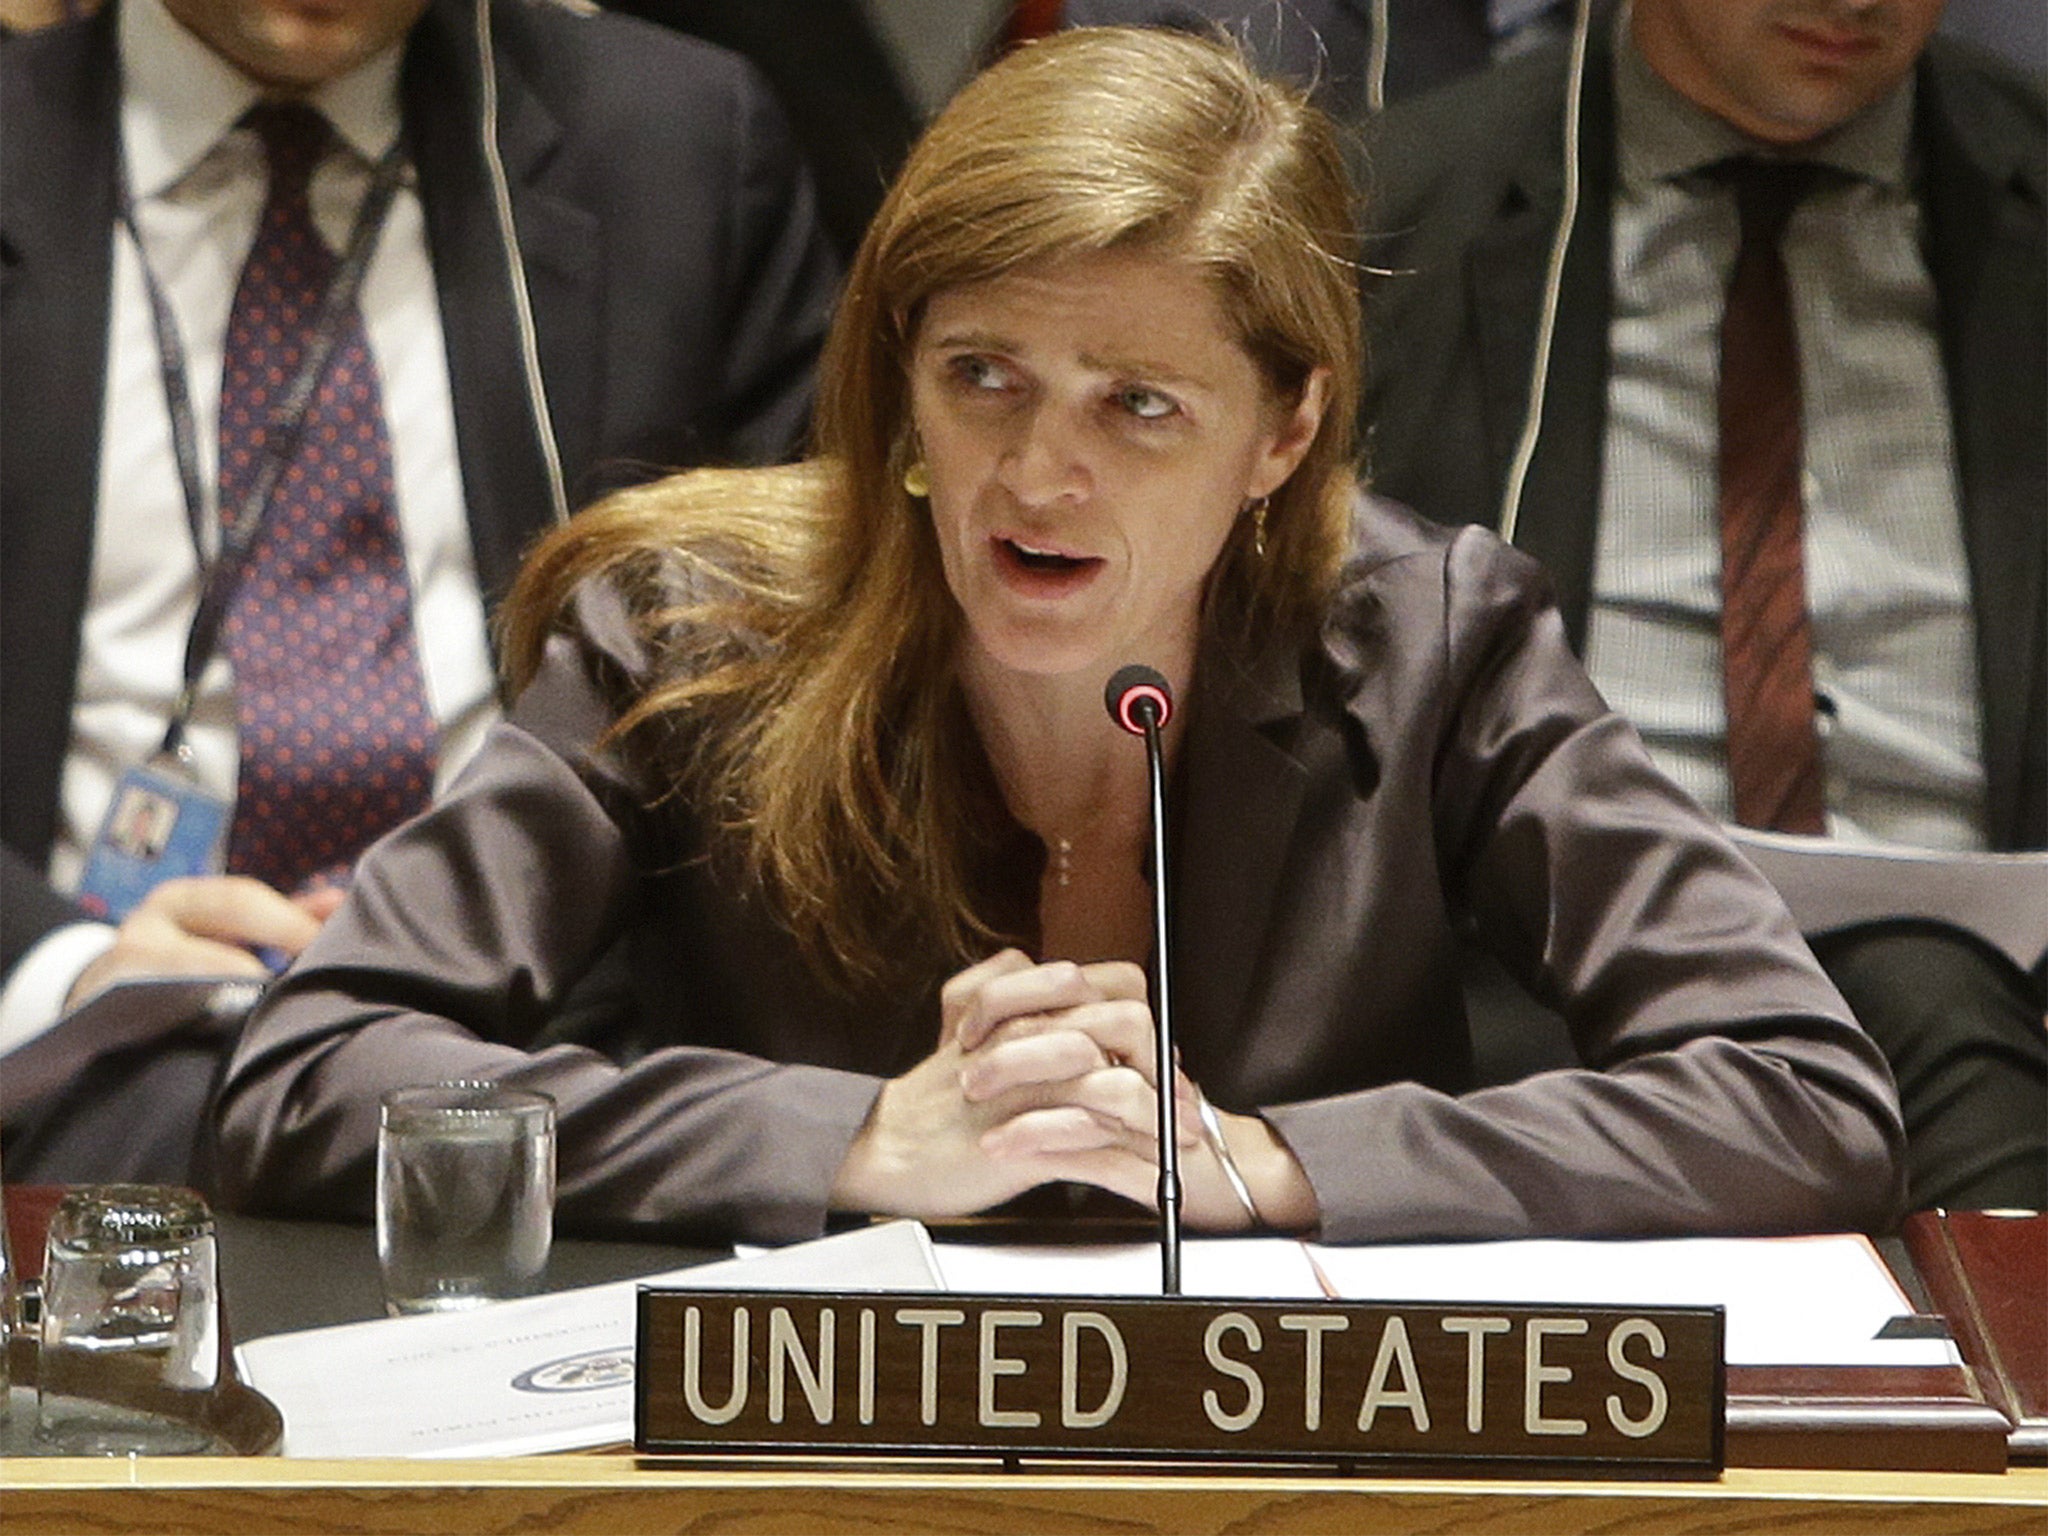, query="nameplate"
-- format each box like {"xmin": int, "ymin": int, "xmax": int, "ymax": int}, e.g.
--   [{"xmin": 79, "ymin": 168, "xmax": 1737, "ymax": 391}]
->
[{"xmin": 635, "ymin": 1290, "xmax": 1724, "ymax": 1473}]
